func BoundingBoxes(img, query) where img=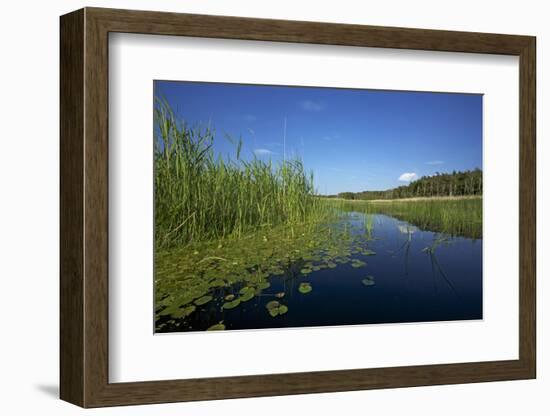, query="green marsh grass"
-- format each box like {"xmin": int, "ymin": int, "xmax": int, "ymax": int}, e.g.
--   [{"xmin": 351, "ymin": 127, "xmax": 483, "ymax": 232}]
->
[
  {"xmin": 338, "ymin": 197, "xmax": 482, "ymax": 239},
  {"xmin": 154, "ymin": 99, "xmax": 334, "ymax": 249}
]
